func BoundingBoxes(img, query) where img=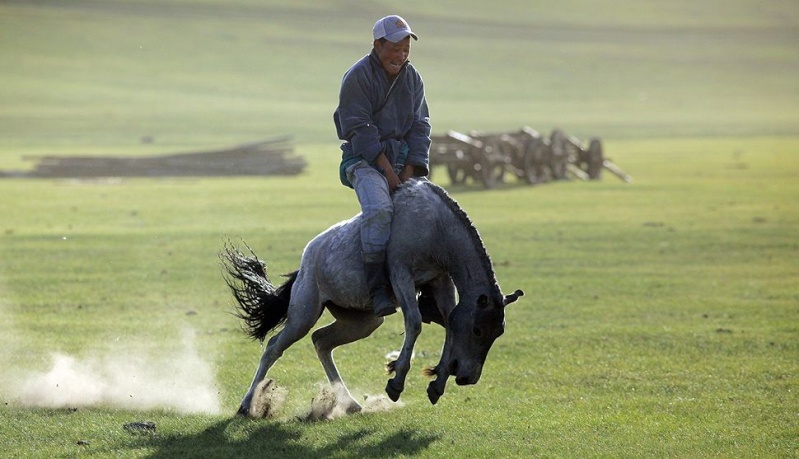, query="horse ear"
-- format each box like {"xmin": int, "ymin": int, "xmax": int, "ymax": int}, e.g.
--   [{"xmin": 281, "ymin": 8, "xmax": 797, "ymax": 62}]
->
[
  {"xmin": 503, "ymin": 289, "xmax": 524, "ymax": 306},
  {"xmin": 477, "ymin": 294, "xmax": 489, "ymax": 309}
]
